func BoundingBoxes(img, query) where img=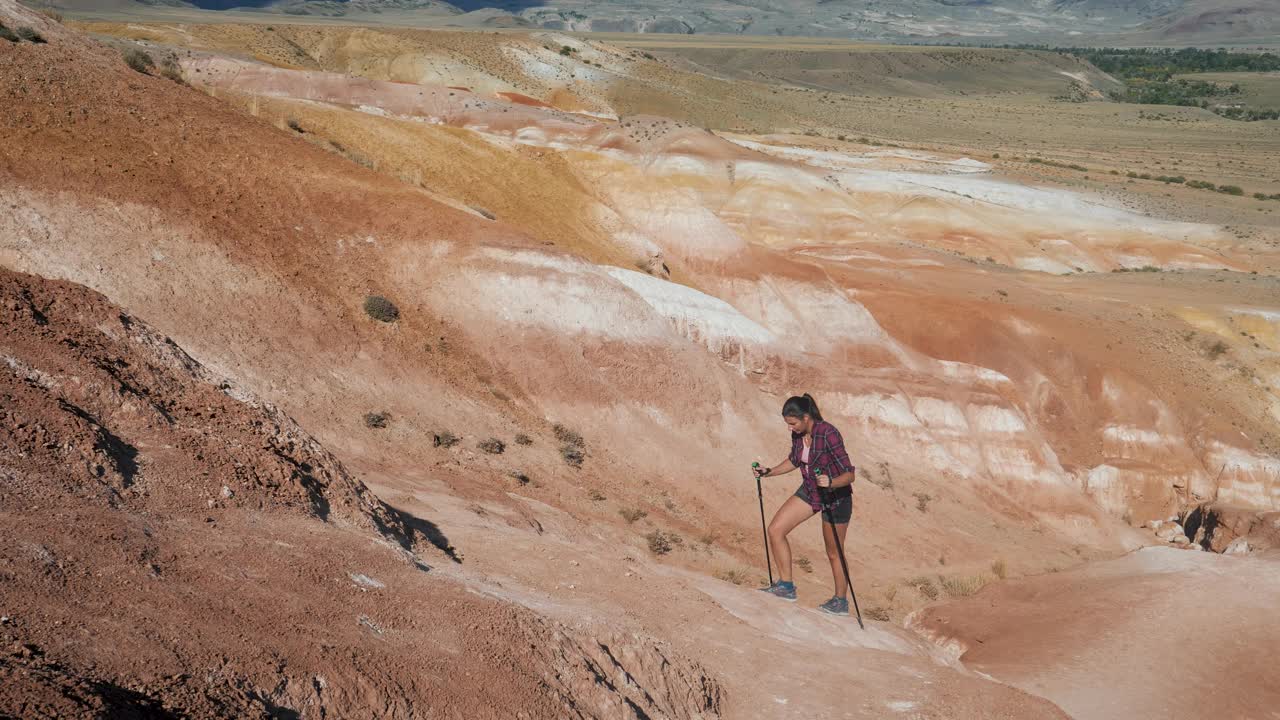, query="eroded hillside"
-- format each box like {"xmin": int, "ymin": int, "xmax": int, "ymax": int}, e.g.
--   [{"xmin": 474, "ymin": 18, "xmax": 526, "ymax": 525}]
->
[{"xmin": 4, "ymin": 3, "xmax": 1280, "ymax": 718}]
